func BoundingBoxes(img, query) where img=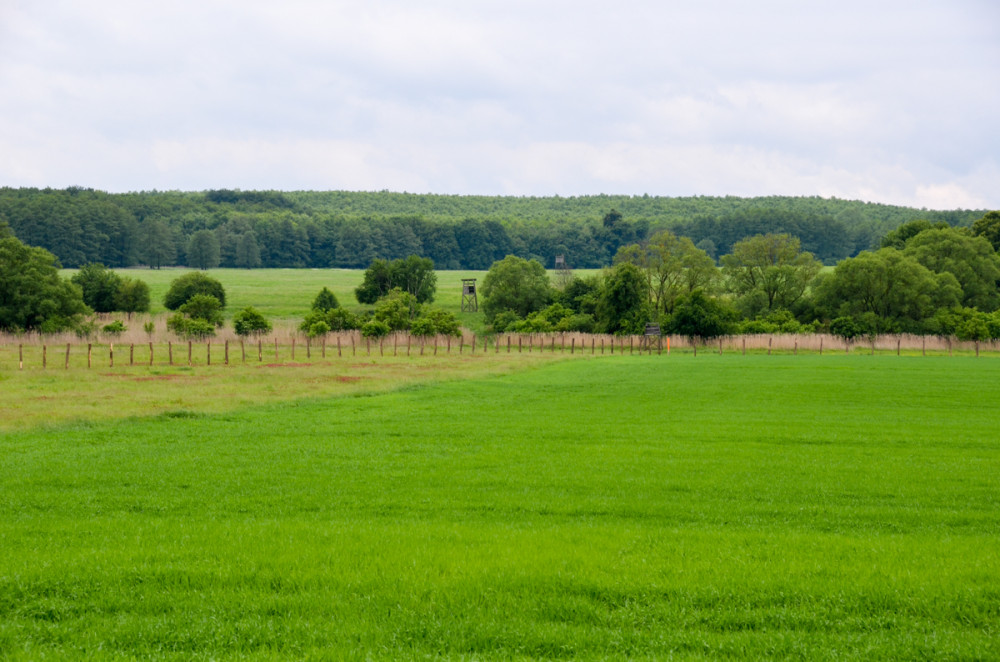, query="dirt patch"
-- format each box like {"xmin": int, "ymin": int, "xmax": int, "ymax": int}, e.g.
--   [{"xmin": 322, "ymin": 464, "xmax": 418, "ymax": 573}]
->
[{"xmin": 336, "ymin": 376, "xmax": 362, "ymax": 383}]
